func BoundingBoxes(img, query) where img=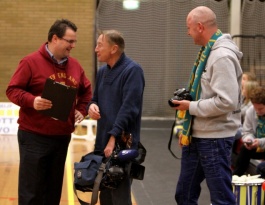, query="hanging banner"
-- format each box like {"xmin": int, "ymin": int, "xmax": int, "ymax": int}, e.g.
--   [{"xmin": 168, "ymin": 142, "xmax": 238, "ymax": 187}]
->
[{"xmin": 0, "ymin": 102, "xmax": 19, "ymax": 135}]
